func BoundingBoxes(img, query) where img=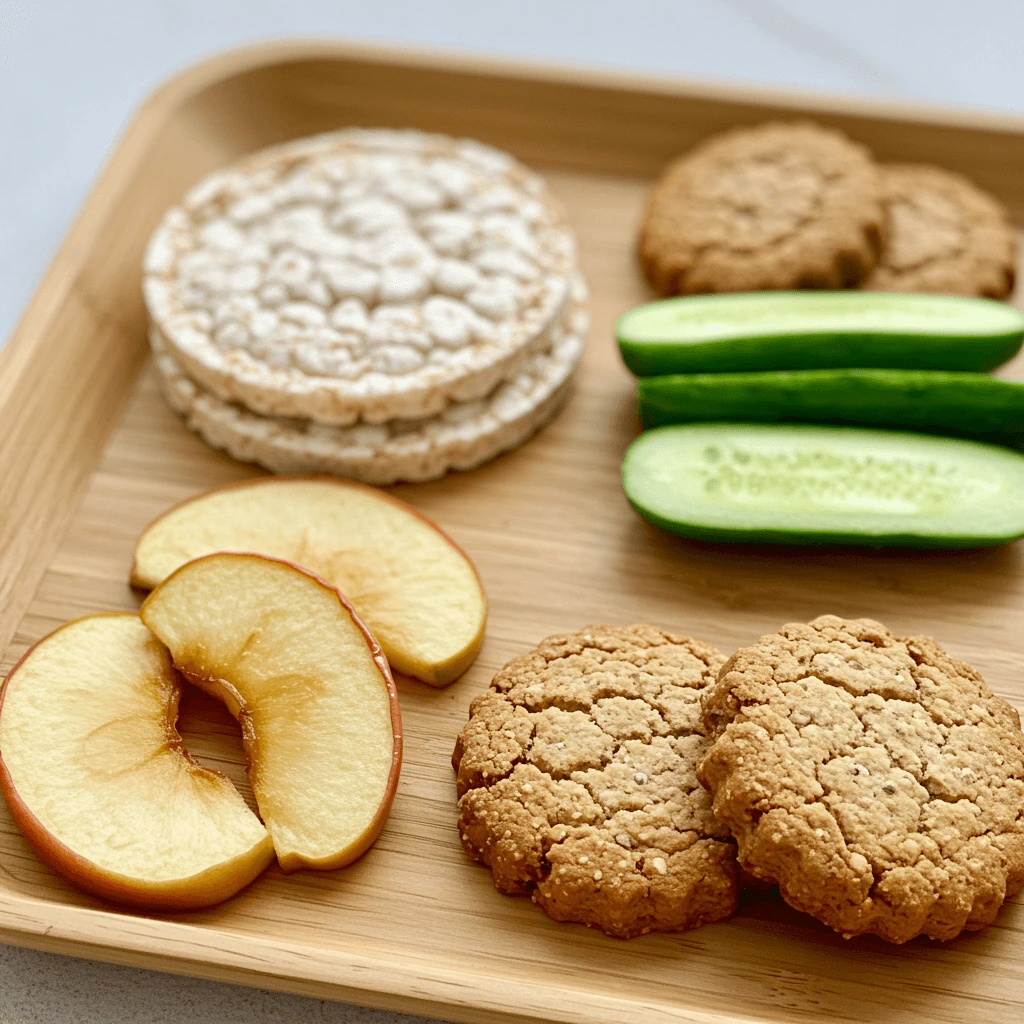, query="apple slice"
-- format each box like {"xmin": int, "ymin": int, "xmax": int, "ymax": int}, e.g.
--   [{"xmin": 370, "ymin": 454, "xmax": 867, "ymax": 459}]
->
[
  {"xmin": 140, "ymin": 552, "xmax": 402, "ymax": 872},
  {"xmin": 0, "ymin": 614, "xmax": 274, "ymax": 910},
  {"xmin": 130, "ymin": 477, "xmax": 486, "ymax": 687}
]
